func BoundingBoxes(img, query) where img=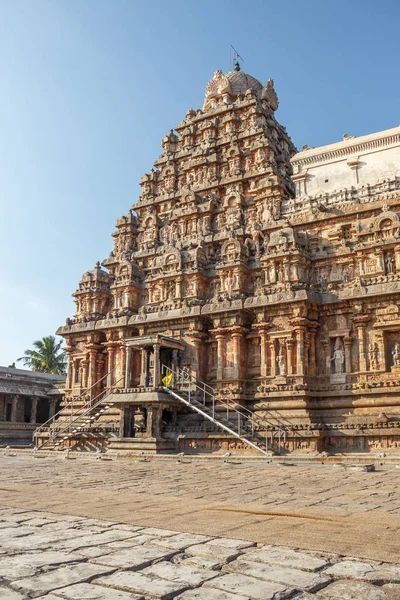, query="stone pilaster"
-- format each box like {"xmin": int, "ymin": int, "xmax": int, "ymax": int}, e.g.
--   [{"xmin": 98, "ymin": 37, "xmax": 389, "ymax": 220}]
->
[
  {"xmin": 215, "ymin": 333, "xmax": 225, "ymax": 381},
  {"xmin": 125, "ymin": 346, "xmax": 132, "ymax": 389},
  {"xmin": 286, "ymin": 339, "xmax": 294, "ymax": 375},
  {"xmin": 269, "ymin": 339, "xmax": 276, "ymax": 377},
  {"xmin": 344, "ymin": 337, "xmax": 353, "ymax": 374}
]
